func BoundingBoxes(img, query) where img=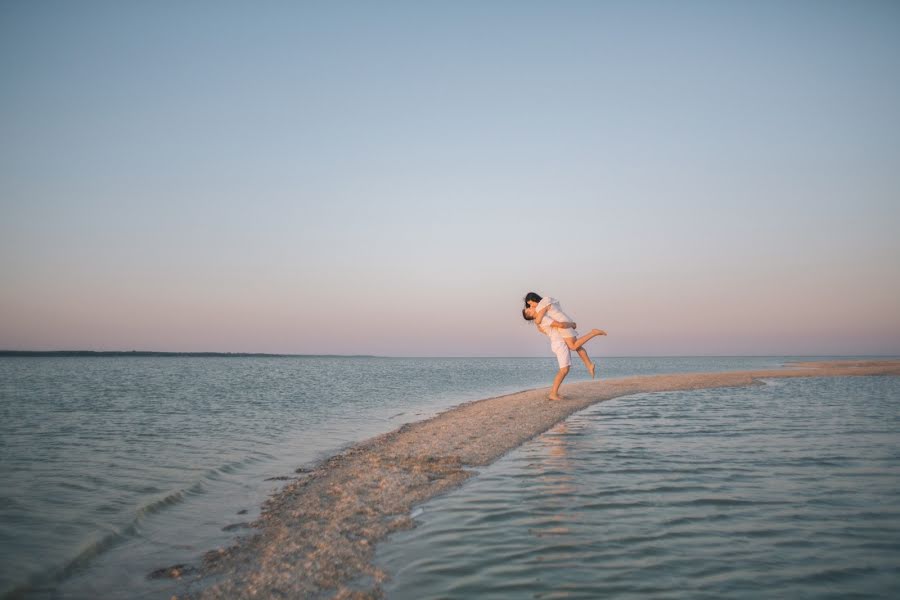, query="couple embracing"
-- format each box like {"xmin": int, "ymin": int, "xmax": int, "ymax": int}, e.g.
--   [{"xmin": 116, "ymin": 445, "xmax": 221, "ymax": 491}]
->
[{"xmin": 522, "ymin": 292, "xmax": 607, "ymax": 401}]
